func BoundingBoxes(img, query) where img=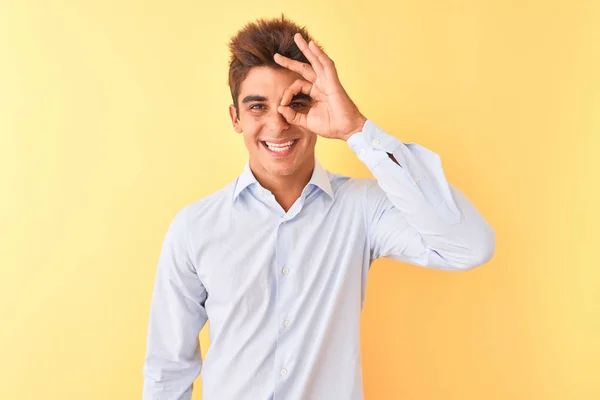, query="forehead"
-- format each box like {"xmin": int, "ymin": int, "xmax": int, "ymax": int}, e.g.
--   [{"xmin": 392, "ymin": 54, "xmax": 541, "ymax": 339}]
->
[{"xmin": 238, "ymin": 66, "xmax": 303, "ymax": 99}]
